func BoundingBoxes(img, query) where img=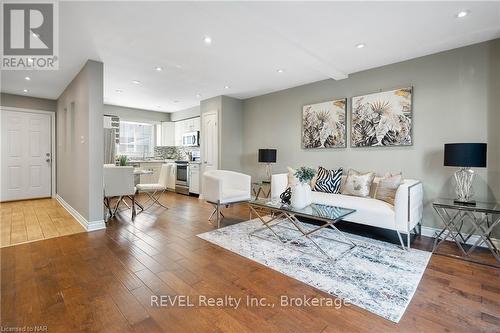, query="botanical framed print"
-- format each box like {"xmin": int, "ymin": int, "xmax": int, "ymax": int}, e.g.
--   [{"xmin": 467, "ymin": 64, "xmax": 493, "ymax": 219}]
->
[
  {"xmin": 302, "ymin": 99, "xmax": 347, "ymax": 149},
  {"xmin": 351, "ymin": 87, "xmax": 413, "ymax": 147}
]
